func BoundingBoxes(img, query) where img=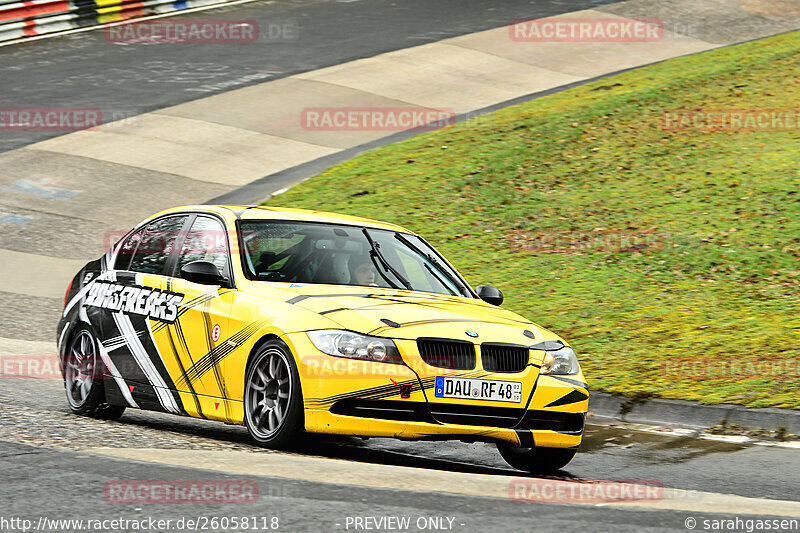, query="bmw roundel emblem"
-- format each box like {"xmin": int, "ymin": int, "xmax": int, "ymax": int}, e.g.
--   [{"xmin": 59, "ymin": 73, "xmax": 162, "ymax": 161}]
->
[{"xmin": 465, "ymin": 330, "xmax": 479, "ymax": 338}]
